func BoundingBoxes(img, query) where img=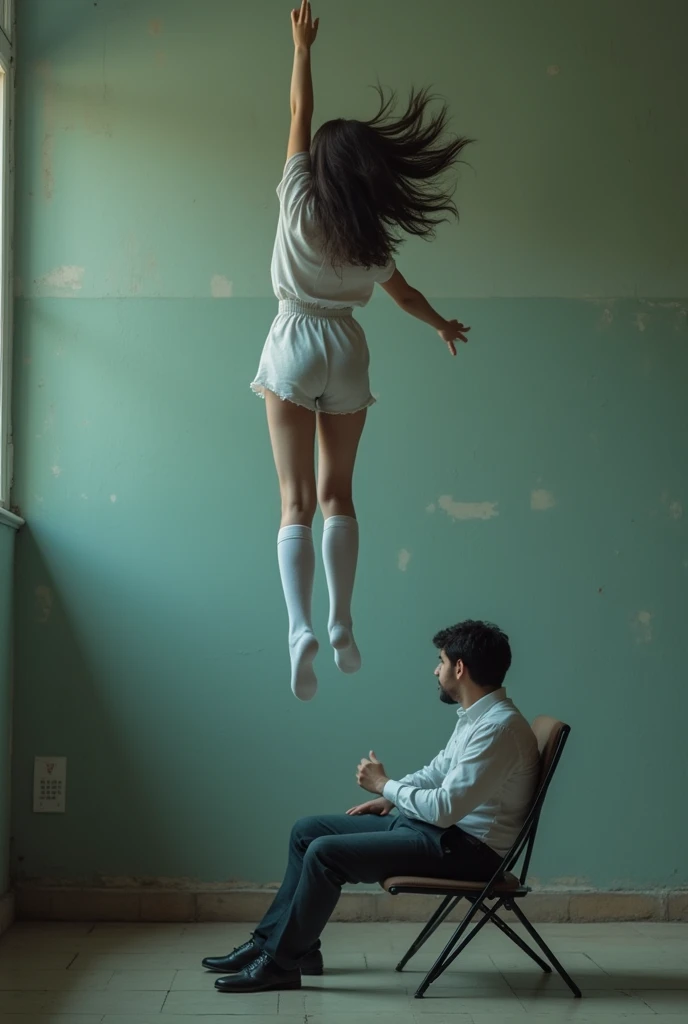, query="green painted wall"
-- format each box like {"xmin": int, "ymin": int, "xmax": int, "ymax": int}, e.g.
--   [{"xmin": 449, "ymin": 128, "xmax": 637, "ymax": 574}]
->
[
  {"xmin": 0, "ymin": 523, "xmax": 14, "ymax": 896},
  {"xmin": 11, "ymin": 0, "xmax": 688, "ymax": 890}
]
